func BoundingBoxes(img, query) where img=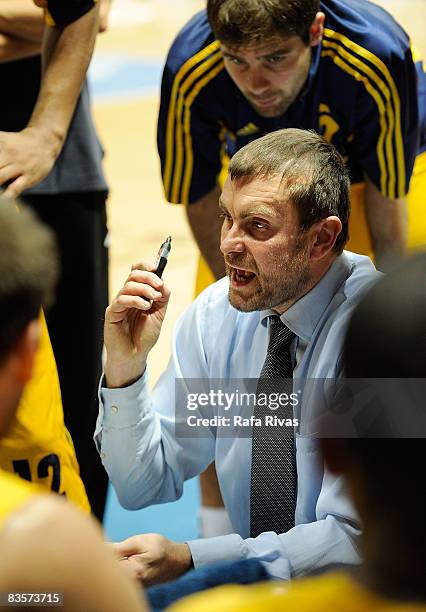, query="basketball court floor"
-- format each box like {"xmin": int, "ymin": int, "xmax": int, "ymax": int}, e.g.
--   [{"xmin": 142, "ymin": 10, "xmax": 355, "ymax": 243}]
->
[{"xmin": 88, "ymin": 0, "xmax": 426, "ymax": 541}]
